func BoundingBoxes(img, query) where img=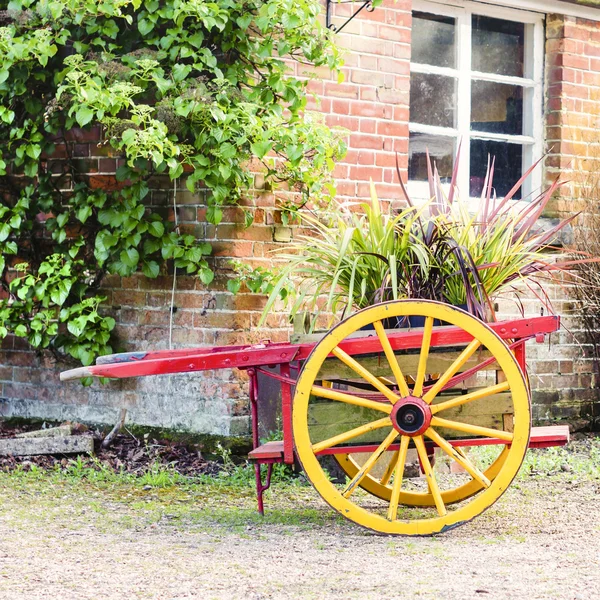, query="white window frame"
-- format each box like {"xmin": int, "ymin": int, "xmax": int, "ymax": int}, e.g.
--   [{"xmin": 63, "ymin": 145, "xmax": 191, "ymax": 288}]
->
[{"xmin": 409, "ymin": 0, "xmax": 545, "ymax": 205}]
